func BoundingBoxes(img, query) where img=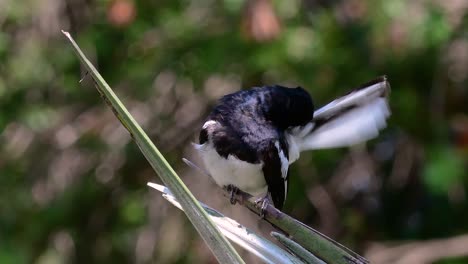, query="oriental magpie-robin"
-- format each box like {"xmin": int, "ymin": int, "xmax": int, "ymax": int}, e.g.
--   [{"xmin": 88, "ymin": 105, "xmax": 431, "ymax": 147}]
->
[{"xmin": 194, "ymin": 77, "xmax": 390, "ymax": 209}]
